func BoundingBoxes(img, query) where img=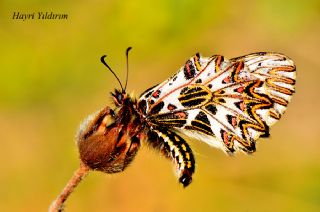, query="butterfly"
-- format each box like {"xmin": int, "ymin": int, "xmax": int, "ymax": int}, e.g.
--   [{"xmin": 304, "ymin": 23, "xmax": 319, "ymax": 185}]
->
[{"xmin": 76, "ymin": 48, "xmax": 296, "ymax": 187}]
